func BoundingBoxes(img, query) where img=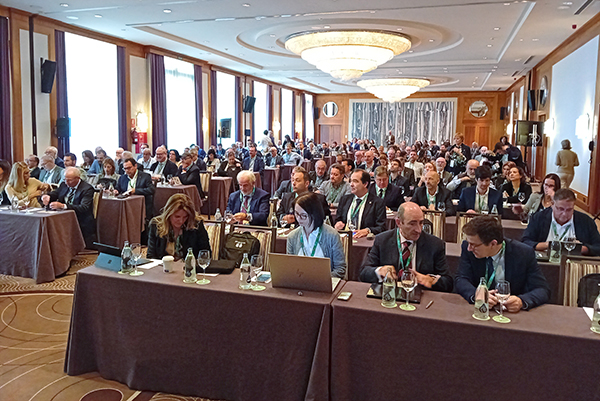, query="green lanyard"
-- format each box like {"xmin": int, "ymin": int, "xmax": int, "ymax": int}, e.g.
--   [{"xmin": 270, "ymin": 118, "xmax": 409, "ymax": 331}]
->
[
  {"xmin": 485, "ymin": 241, "xmax": 505, "ymax": 288},
  {"xmin": 477, "ymin": 192, "xmax": 486, "ymax": 212},
  {"xmin": 299, "ymin": 227, "xmax": 322, "ymax": 257},
  {"xmin": 327, "ymin": 183, "xmax": 344, "ymax": 203},
  {"xmin": 239, "ymin": 187, "xmax": 255, "ymax": 213},
  {"xmin": 426, "ymin": 190, "xmax": 436, "ymax": 206},
  {"xmin": 350, "ymin": 196, "xmax": 367, "ymax": 221},
  {"xmin": 551, "ymin": 222, "xmax": 571, "ymax": 241},
  {"xmin": 396, "ymin": 229, "xmax": 412, "ymax": 271}
]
